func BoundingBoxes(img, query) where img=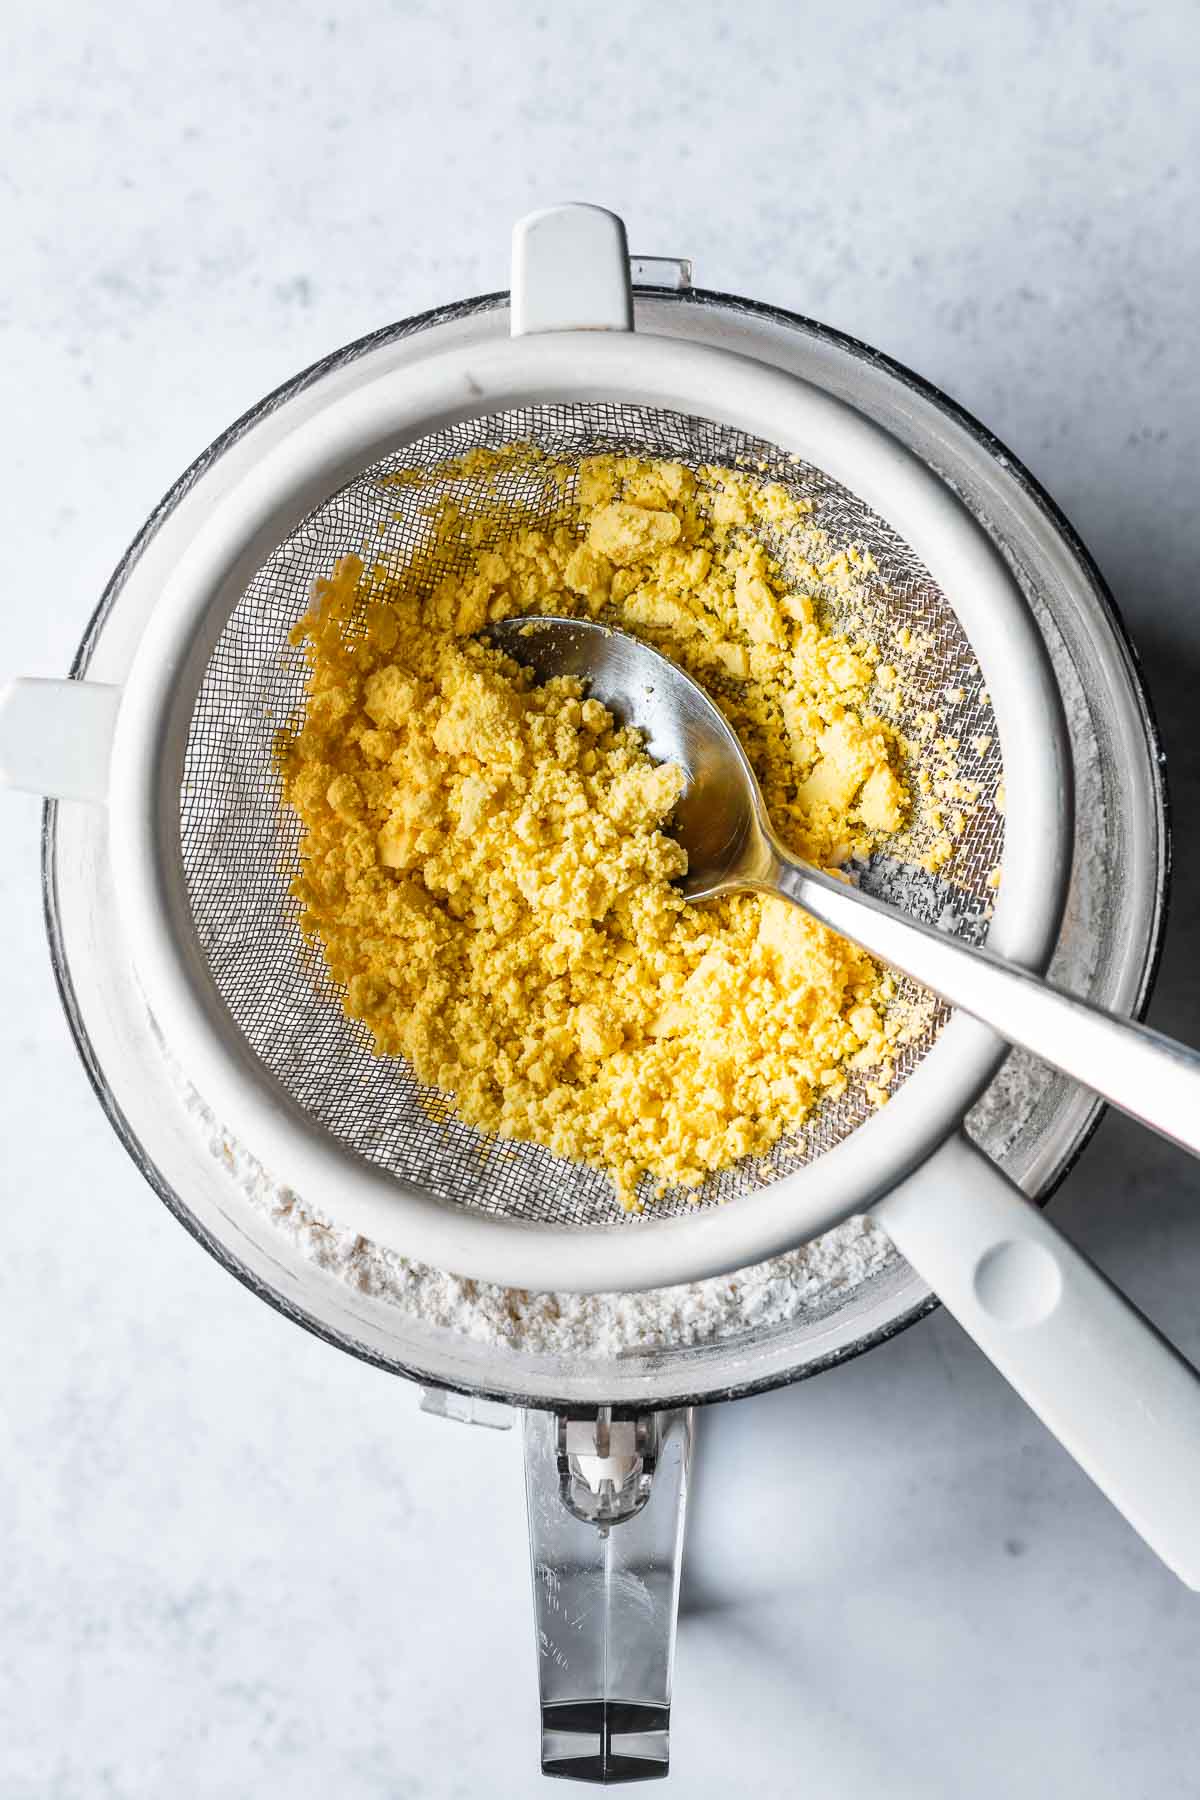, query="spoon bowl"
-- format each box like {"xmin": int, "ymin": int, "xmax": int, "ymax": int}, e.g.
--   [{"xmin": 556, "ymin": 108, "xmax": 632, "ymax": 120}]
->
[{"xmin": 488, "ymin": 613, "xmax": 770, "ymax": 901}]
